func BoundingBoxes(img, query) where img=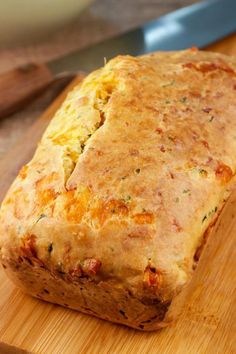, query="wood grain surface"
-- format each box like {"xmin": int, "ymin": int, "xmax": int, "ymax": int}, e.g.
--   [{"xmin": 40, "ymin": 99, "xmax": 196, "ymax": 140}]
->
[{"xmin": 0, "ymin": 8, "xmax": 236, "ymax": 354}]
